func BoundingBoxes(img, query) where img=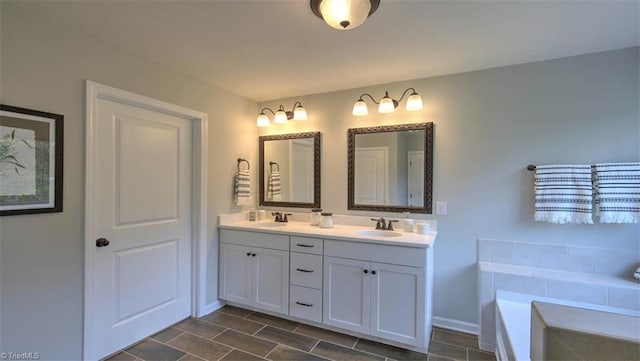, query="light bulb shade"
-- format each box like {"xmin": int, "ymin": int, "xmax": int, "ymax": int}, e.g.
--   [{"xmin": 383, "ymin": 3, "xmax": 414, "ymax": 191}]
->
[
  {"xmin": 319, "ymin": 0, "xmax": 372, "ymax": 30},
  {"xmin": 352, "ymin": 99, "xmax": 368, "ymax": 116},
  {"xmin": 256, "ymin": 113, "xmax": 270, "ymax": 127},
  {"xmin": 293, "ymin": 105, "xmax": 308, "ymax": 121},
  {"xmin": 378, "ymin": 96, "xmax": 395, "ymax": 113},
  {"xmin": 274, "ymin": 110, "xmax": 288, "ymax": 124},
  {"xmin": 406, "ymin": 93, "xmax": 423, "ymax": 111}
]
